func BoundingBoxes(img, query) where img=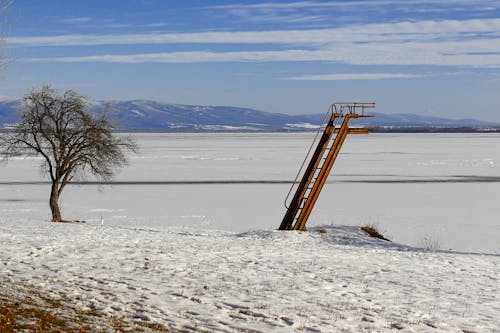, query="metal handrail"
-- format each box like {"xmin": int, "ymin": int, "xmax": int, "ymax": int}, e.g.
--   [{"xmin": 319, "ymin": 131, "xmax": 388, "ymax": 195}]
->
[
  {"xmin": 283, "ymin": 102, "xmax": 375, "ymax": 209},
  {"xmin": 284, "ymin": 105, "xmax": 333, "ymax": 209}
]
